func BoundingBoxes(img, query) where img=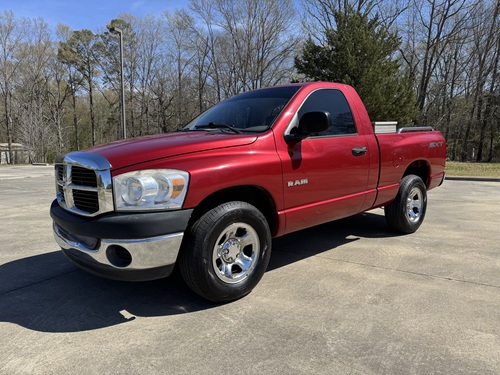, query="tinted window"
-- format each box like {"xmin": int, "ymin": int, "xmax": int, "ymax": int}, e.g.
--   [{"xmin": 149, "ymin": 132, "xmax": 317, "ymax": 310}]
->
[
  {"xmin": 298, "ymin": 89, "xmax": 356, "ymax": 136},
  {"xmin": 184, "ymin": 86, "xmax": 301, "ymax": 133}
]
